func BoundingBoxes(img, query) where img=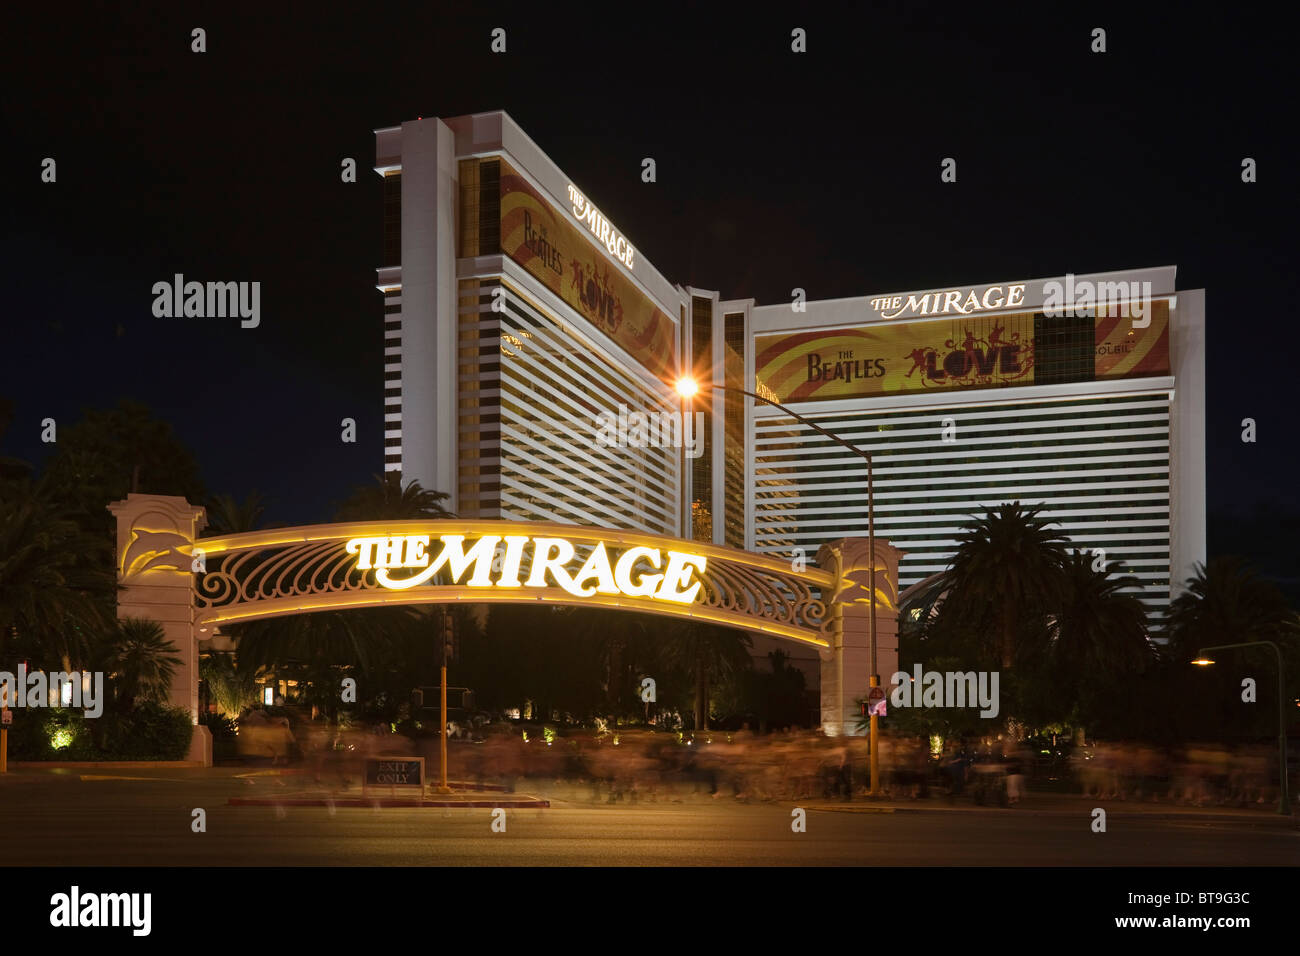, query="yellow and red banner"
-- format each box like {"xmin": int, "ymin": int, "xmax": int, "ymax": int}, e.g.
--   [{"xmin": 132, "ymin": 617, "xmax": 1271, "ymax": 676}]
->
[
  {"xmin": 755, "ymin": 305, "xmax": 1169, "ymax": 404},
  {"xmin": 499, "ymin": 163, "xmax": 675, "ymax": 379},
  {"xmin": 1093, "ymin": 299, "xmax": 1170, "ymax": 379}
]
